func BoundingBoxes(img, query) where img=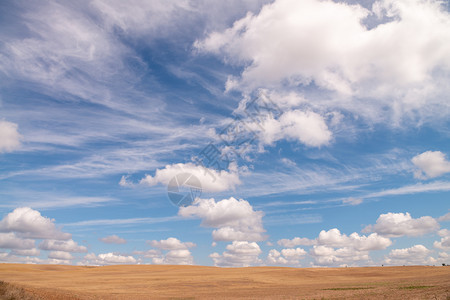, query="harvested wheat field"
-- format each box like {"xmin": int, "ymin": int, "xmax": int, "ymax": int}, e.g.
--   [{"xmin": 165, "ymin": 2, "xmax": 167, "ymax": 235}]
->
[{"xmin": 0, "ymin": 264, "xmax": 449, "ymax": 299}]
